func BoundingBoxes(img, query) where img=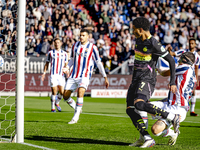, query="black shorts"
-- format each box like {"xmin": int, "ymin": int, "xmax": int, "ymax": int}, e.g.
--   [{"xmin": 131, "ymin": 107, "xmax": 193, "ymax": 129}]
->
[{"xmin": 126, "ymin": 81, "xmax": 155, "ymax": 107}]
